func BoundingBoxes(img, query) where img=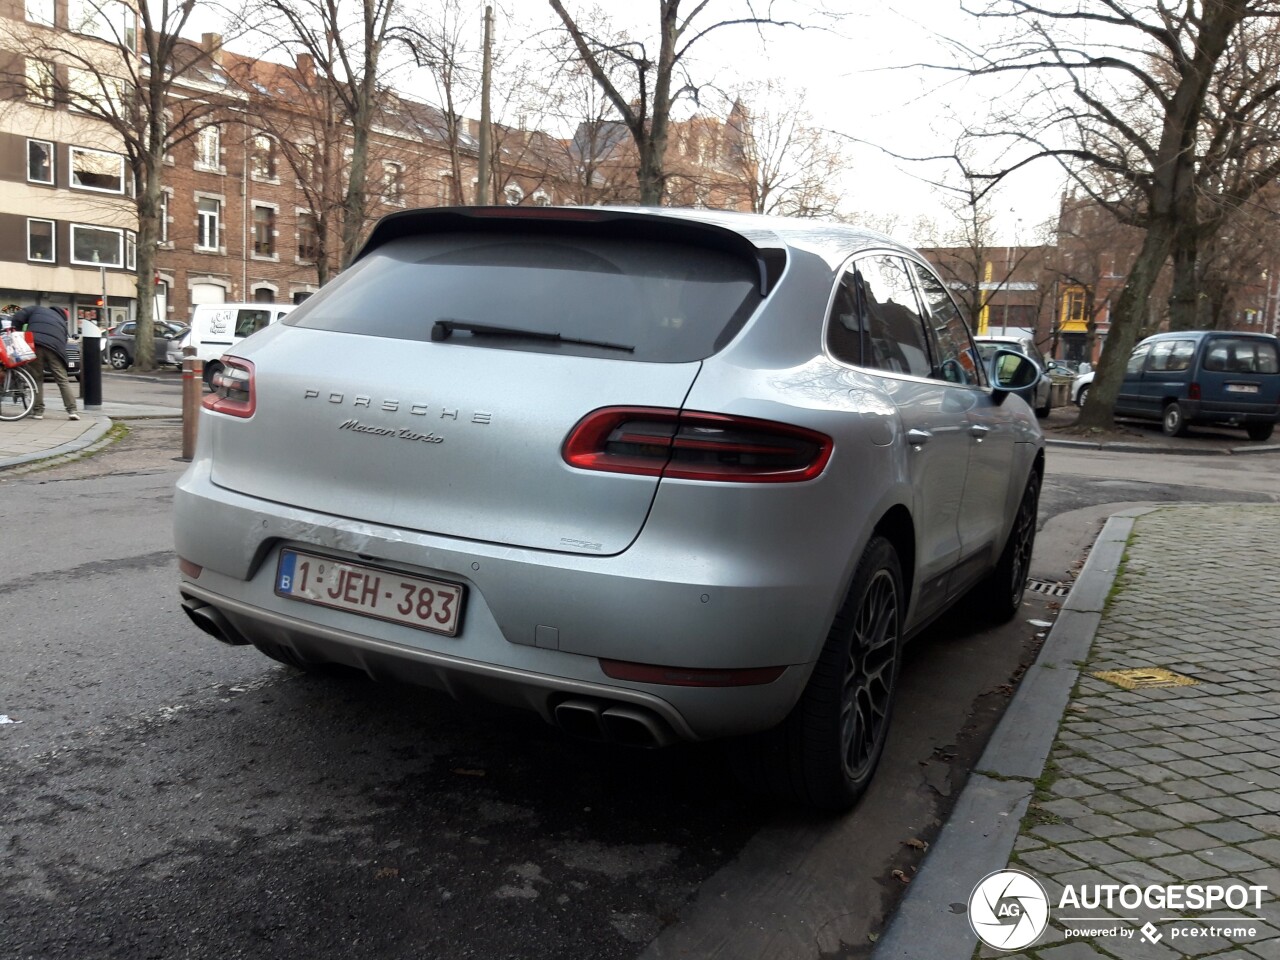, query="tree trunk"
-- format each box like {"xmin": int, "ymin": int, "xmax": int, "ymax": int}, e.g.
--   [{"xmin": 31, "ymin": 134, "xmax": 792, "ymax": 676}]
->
[
  {"xmin": 1167, "ymin": 218, "xmax": 1199, "ymax": 331},
  {"xmin": 1077, "ymin": 223, "xmax": 1174, "ymax": 429}
]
